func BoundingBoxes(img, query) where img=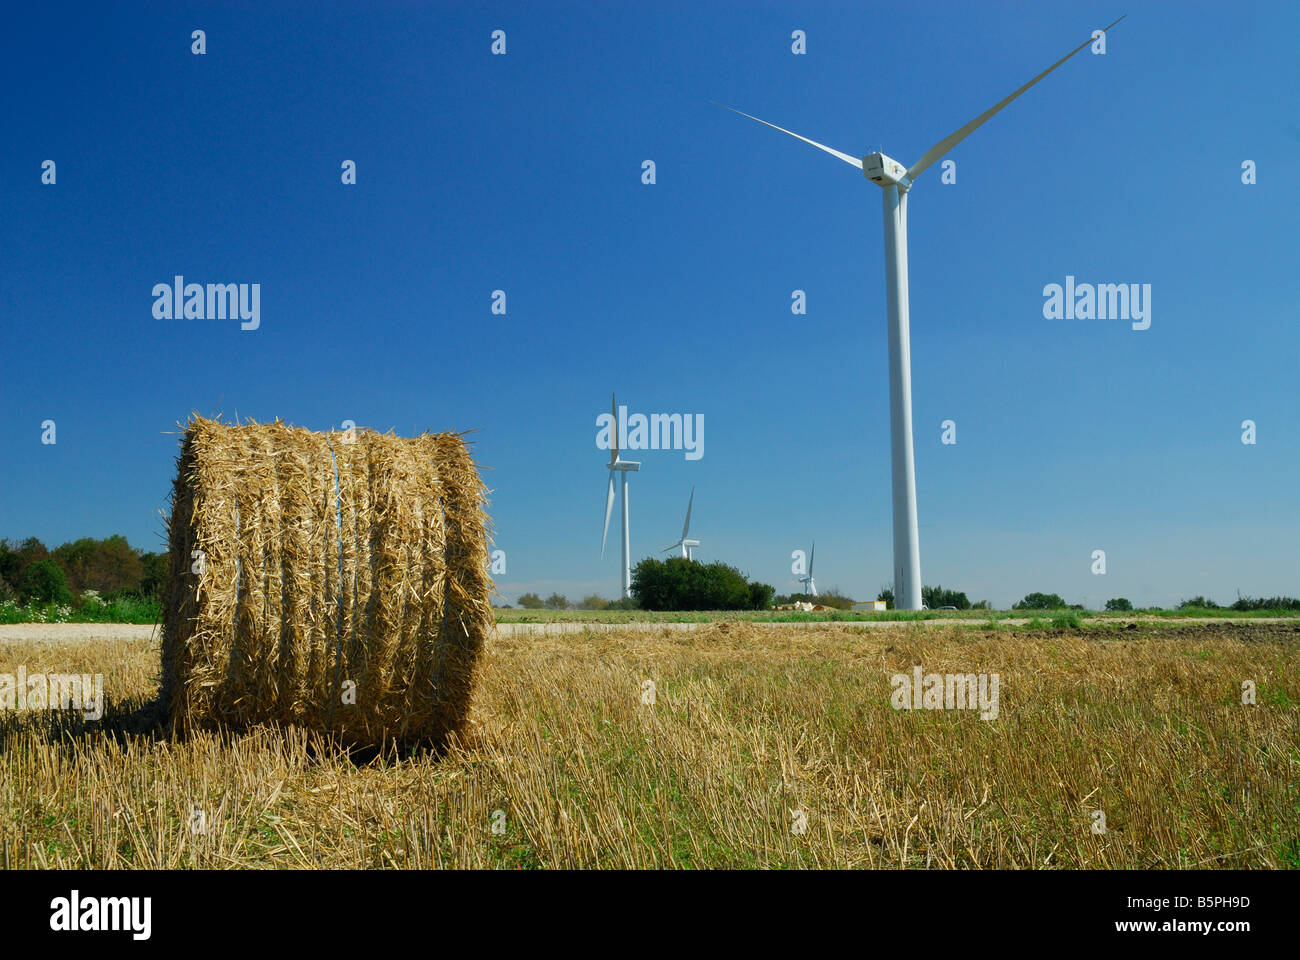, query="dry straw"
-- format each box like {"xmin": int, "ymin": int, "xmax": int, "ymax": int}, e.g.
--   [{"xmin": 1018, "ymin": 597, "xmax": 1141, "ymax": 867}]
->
[{"xmin": 161, "ymin": 416, "xmax": 494, "ymax": 750}]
